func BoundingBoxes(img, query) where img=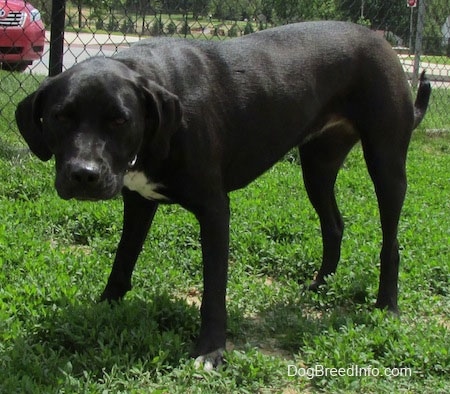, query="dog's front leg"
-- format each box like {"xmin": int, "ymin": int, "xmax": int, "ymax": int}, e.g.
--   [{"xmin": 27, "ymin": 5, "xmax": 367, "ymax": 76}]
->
[
  {"xmin": 100, "ymin": 188, "xmax": 158, "ymax": 302},
  {"xmin": 192, "ymin": 194, "xmax": 230, "ymax": 370}
]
